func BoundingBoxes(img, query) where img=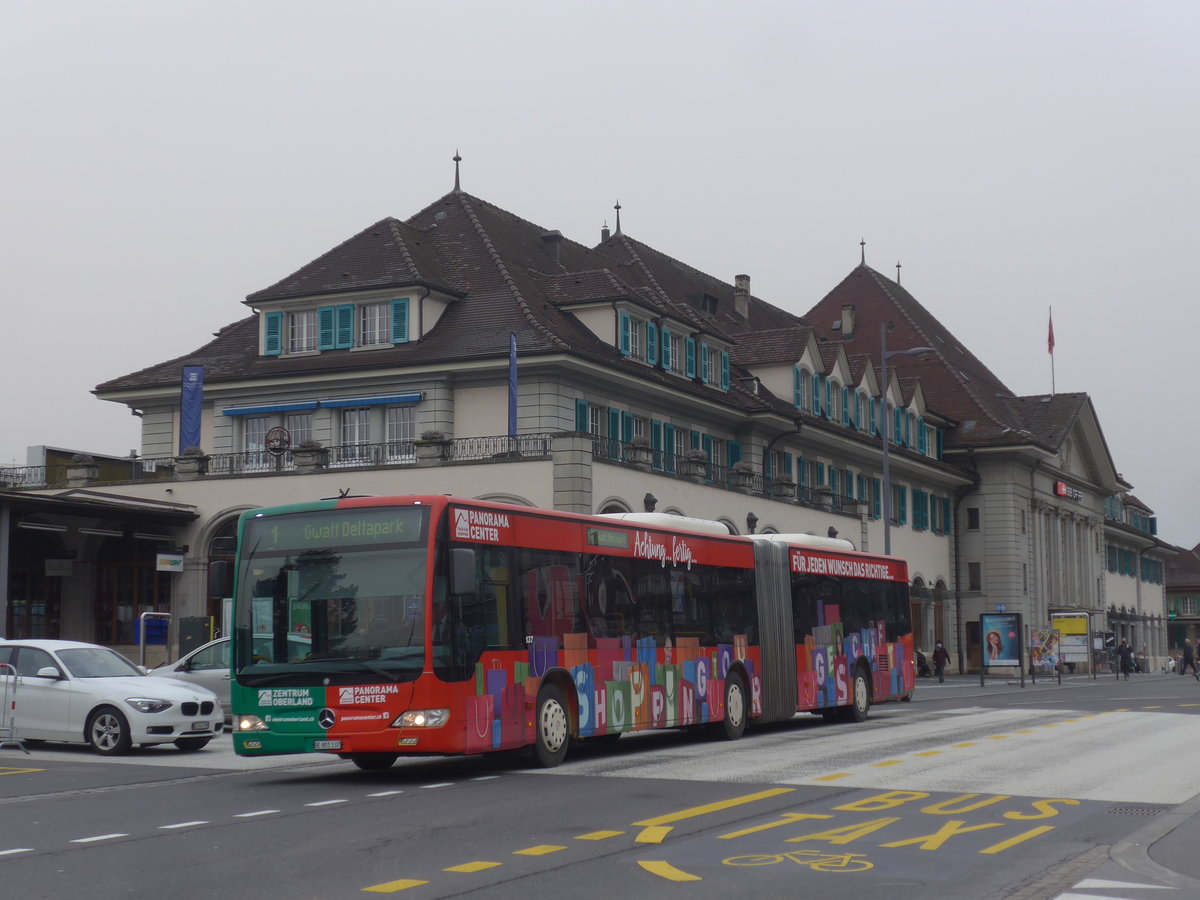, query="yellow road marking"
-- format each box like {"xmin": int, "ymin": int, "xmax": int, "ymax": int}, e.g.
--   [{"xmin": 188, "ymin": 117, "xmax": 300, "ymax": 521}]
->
[
  {"xmin": 362, "ymin": 879, "xmax": 429, "ymax": 893},
  {"xmin": 1013, "ymin": 730, "xmax": 1035, "ymax": 734},
  {"xmin": 635, "ymin": 826, "xmax": 673, "ymax": 844},
  {"xmin": 1113, "ymin": 708, "xmax": 1131, "ymax": 712},
  {"xmin": 979, "ymin": 825, "xmax": 1055, "ymax": 854},
  {"xmin": 1142, "ymin": 706, "xmax": 1162, "ymax": 710},
  {"xmin": 513, "ymin": 845, "xmax": 565, "ymax": 856},
  {"xmin": 1041, "ymin": 723, "xmax": 1060, "ymax": 728},
  {"xmin": 0, "ymin": 767, "xmax": 43, "ymax": 776},
  {"xmin": 987, "ymin": 735, "xmax": 1009, "ymax": 740},
  {"xmin": 444, "ymin": 861, "xmax": 501, "ymax": 873},
  {"xmin": 719, "ymin": 813, "xmax": 833, "ymax": 840},
  {"xmin": 574, "ymin": 830, "xmax": 623, "ymax": 841},
  {"xmin": 952, "ymin": 742, "xmax": 977, "ymax": 748},
  {"xmin": 633, "ymin": 788, "xmax": 794, "ymax": 827},
  {"xmin": 813, "ymin": 772, "xmax": 853, "ymax": 781},
  {"xmin": 914, "ymin": 750, "xmax": 943, "ymax": 757},
  {"xmin": 638, "ymin": 860, "xmax": 702, "ymax": 881},
  {"xmin": 1180, "ymin": 703, "xmax": 1200, "ymax": 707},
  {"xmin": 870, "ymin": 760, "xmax": 903, "ymax": 768}
]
